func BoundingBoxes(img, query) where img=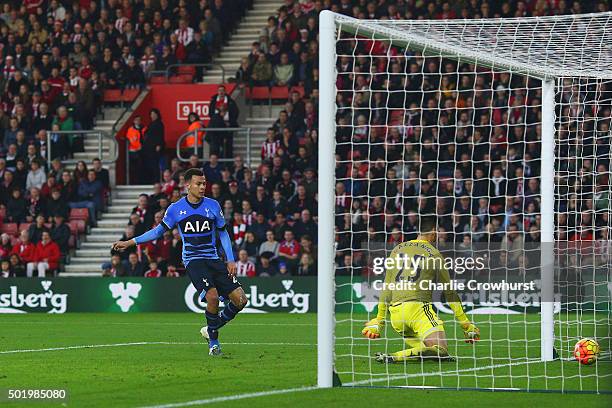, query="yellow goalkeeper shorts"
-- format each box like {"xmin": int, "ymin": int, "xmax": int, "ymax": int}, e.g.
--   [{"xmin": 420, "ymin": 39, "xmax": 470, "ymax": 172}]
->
[{"xmin": 389, "ymin": 302, "xmax": 444, "ymax": 340}]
